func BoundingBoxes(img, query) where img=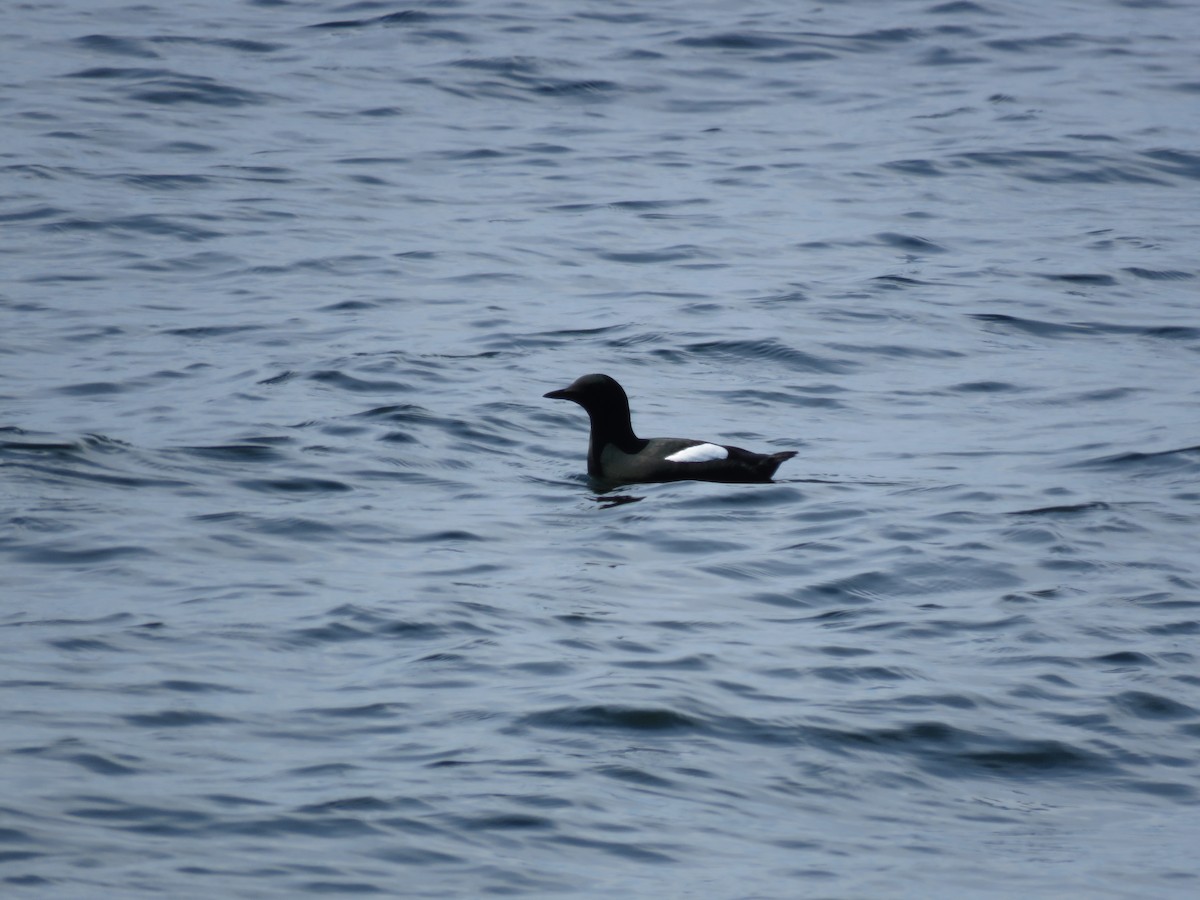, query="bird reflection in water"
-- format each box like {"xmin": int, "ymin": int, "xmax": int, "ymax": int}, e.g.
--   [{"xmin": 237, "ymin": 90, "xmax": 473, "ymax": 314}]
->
[{"xmin": 590, "ymin": 491, "xmax": 644, "ymax": 509}]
